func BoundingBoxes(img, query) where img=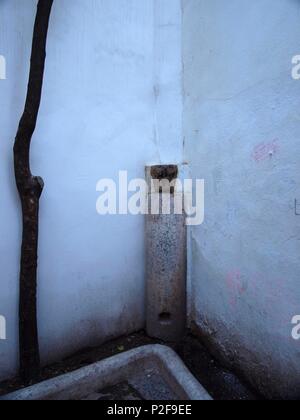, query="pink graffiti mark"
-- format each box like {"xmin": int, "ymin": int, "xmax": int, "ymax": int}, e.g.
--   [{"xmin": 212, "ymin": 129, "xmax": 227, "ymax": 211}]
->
[
  {"xmin": 225, "ymin": 270, "xmax": 300, "ymax": 341},
  {"xmin": 226, "ymin": 270, "xmax": 246, "ymax": 308},
  {"xmin": 252, "ymin": 139, "xmax": 279, "ymax": 163}
]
